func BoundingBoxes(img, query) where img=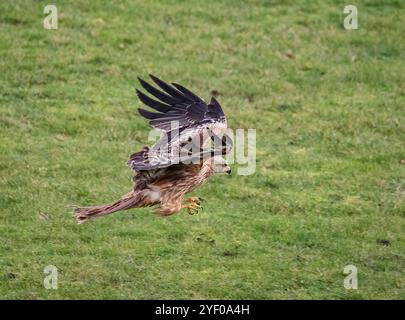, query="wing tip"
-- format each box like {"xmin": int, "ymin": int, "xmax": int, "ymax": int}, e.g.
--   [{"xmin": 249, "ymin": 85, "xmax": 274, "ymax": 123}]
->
[
  {"xmin": 137, "ymin": 108, "xmax": 152, "ymax": 119},
  {"xmin": 149, "ymin": 73, "xmax": 158, "ymax": 81},
  {"xmin": 209, "ymin": 96, "xmax": 225, "ymax": 117}
]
